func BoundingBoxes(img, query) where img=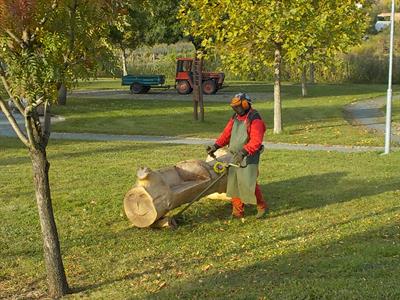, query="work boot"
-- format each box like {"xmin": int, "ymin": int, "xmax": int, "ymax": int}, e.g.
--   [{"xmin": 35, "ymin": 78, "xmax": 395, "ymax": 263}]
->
[
  {"xmin": 255, "ymin": 207, "xmax": 269, "ymax": 219},
  {"xmin": 231, "ymin": 211, "xmax": 244, "ymax": 219},
  {"xmin": 231, "ymin": 198, "xmax": 244, "ymax": 218}
]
